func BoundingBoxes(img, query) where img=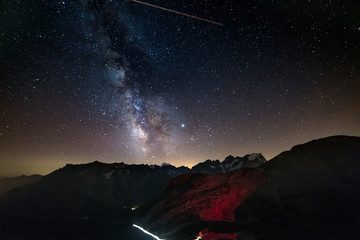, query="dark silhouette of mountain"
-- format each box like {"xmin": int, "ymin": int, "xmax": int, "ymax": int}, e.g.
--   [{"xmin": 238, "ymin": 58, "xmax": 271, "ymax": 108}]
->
[
  {"xmin": 235, "ymin": 135, "xmax": 360, "ymax": 239},
  {"xmin": 3, "ymin": 136, "xmax": 359, "ymax": 240},
  {"xmin": 135, "ymin": 136, "xmax": 360, "ymax": 240},
  {"xmin": 0, "ymin": 174, "xmax": 42, "ymax": 195},
  {"xmin": 0, "ymin": 161, "xmax": 187, "ymax": 218},
  {"xmin": 0, "ymin": 161, "xmax": 186, "ymax": 239},
  {"xmin": 0, "ymin": 154, "xmax": 263, "ymax": 239}
]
